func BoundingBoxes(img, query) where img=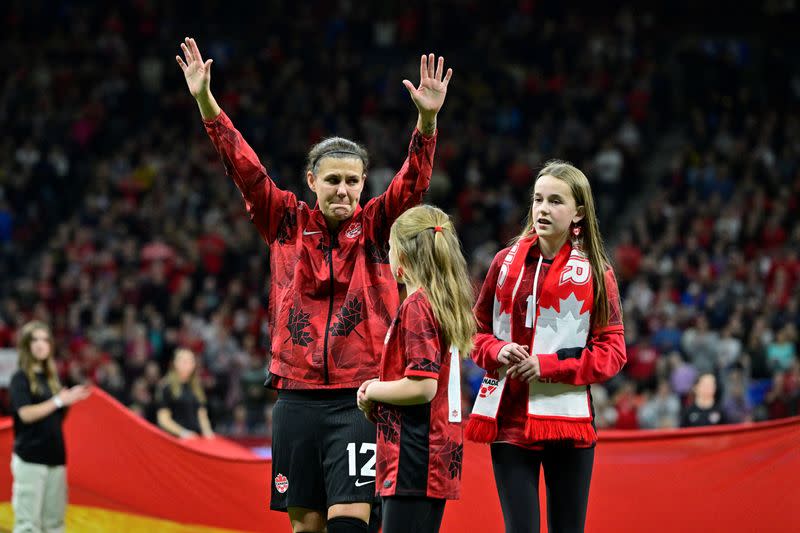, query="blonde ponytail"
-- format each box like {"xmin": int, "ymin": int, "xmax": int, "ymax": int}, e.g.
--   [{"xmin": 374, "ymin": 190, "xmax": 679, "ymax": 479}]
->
[{"xmin": 390, "ymin": 206, "xmax": 476, "ymax": 355}]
